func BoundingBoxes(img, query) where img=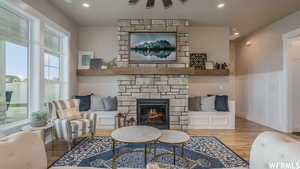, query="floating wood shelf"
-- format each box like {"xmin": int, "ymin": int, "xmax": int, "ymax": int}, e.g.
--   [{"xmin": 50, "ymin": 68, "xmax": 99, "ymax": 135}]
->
[{"xmin": 77, "ymin": 68, "xmax": 230, "ymax": 76}]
